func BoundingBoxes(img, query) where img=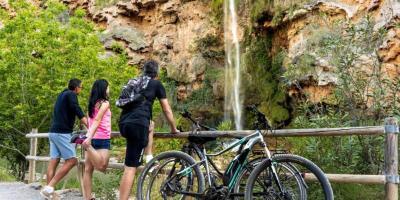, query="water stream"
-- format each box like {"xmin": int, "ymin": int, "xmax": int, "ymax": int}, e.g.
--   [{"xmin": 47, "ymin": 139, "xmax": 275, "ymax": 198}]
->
[{"xmin": 224, "ymin": 0, "xmax": 242, "ymax": 130}]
